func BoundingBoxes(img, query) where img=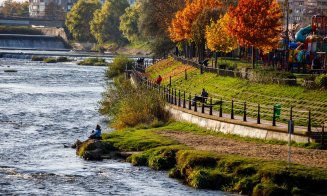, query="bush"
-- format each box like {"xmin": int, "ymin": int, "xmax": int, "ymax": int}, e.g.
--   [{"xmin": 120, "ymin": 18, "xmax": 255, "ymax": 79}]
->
[
  {"xmin": 99, "ymin": 76, "xmax": 169, "ymax": 129},
  {"xmin": 56, "ymin": 57, "xmax": 70, "ymax": 62},
  {"xmin": 32, "ymin": 56, "xmax": 45, "ymax": 61},
  {"xmin": 106, "ymin": 55, "xmax": 134, "ymax": 78},
  {"xmin": 315, "ymin": 74, "xmax": 327, "ymax": 89},
  {"xmin": 43, "ymin": 58, "xmax": 57, "ymax": 63},
  {"xmin": 78, "ymin": 58, "xmax": 107, "ymax": 66}
]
